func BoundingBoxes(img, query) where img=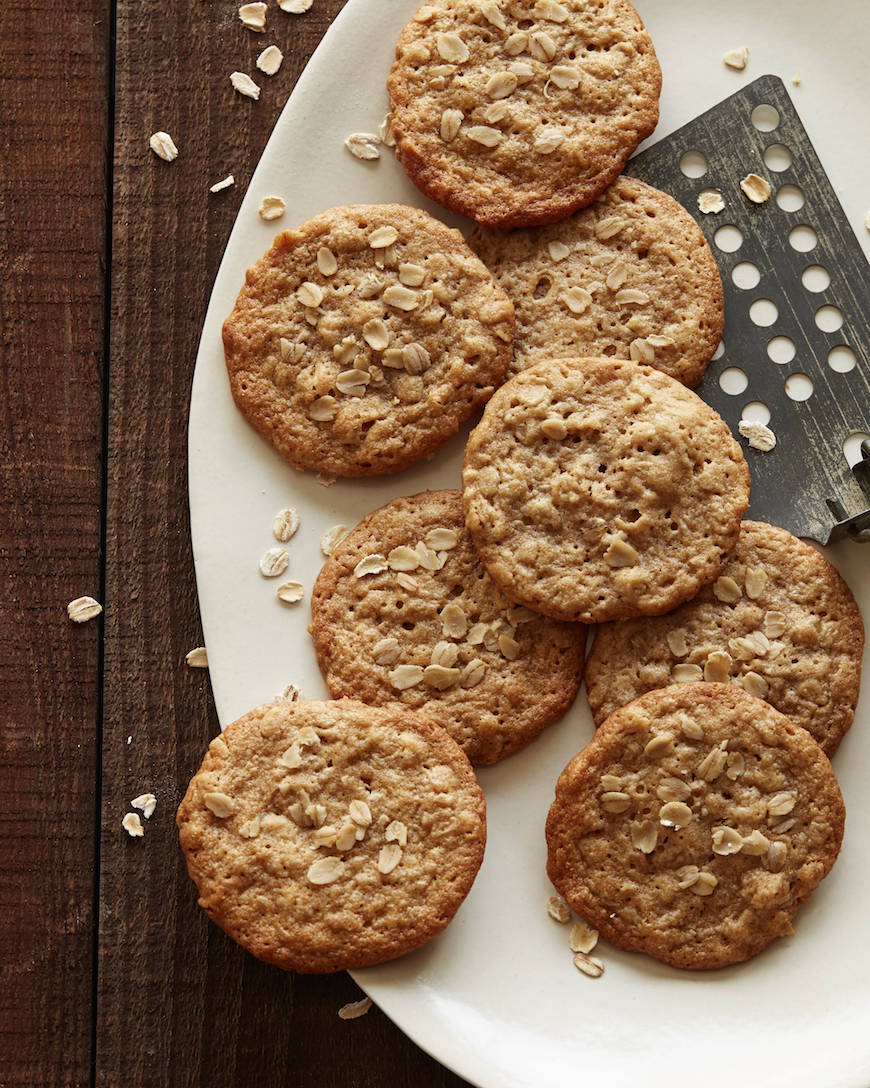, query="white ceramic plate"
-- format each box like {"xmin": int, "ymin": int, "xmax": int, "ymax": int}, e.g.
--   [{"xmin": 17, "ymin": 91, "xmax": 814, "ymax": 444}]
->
[{"xmin": 188, "ymin": 3, "xmax": 870, "ymax": 1085}]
